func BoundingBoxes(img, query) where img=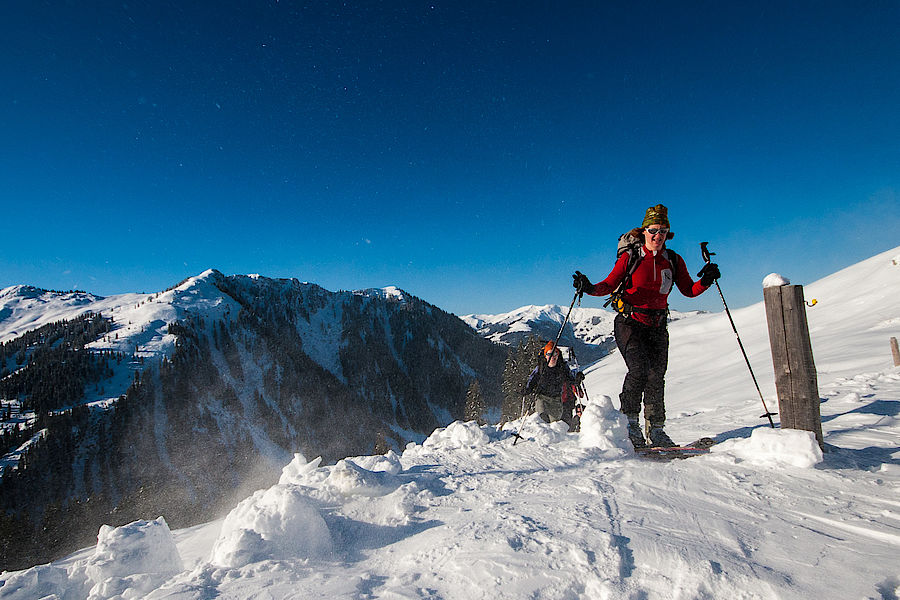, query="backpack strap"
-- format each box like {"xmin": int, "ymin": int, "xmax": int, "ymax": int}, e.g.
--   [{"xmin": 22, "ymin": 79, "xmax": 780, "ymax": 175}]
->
[
  {"xmin": 665, "ymin": 248, "xmax": 679, "ymax": 270},
  {"xmin": 620, "ymin": 246, "xmax": 645, "ymax": 295},
  {"xmin": 603, "ymin": 245, "xmax": 644, "ymax": 310}
]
